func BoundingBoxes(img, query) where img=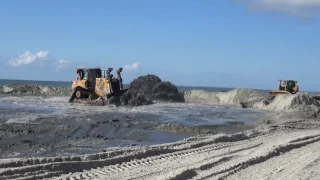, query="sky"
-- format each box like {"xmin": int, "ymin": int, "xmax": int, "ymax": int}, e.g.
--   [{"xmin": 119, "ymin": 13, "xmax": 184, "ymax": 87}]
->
[{"xmin": 0, "ymin": 0, "xmax": 319, "ymax": 91}]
